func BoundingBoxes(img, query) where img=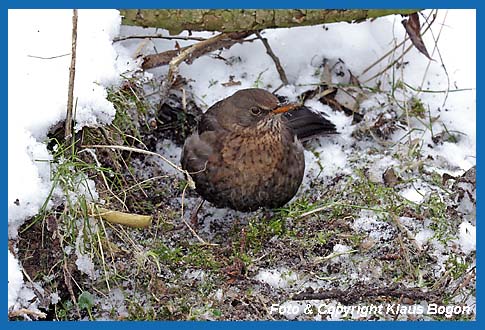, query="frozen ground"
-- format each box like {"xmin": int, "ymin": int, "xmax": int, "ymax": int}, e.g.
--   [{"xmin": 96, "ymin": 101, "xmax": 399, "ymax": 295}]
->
[{"xmin": 8, "ymin": 9, "xmax": 475, "ymax": 320}]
